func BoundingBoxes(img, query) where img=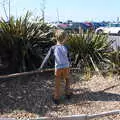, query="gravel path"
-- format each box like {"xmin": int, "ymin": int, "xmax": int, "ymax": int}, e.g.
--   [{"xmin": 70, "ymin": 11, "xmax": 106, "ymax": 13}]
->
[{"xmin": 0, "ymin": 71, "xmax": 119, "ymax": 119}]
